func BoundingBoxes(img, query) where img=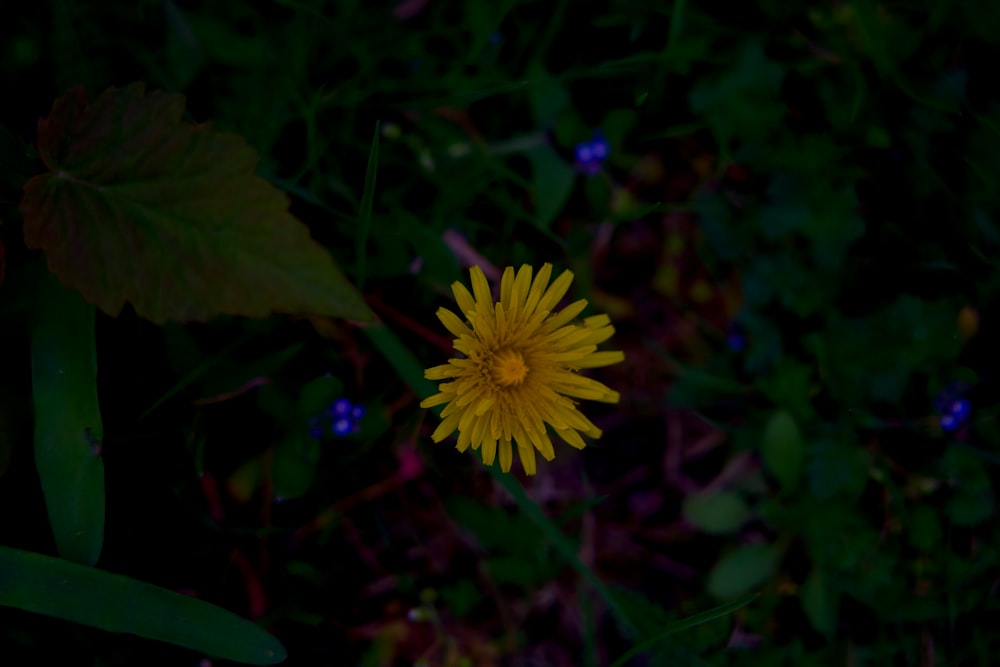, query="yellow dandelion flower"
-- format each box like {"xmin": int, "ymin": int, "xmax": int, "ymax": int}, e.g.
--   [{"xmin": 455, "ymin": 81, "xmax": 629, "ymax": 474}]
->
[{"xmin": 420, "ymin": 263, "xmax": 624, "ymax": 475}]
